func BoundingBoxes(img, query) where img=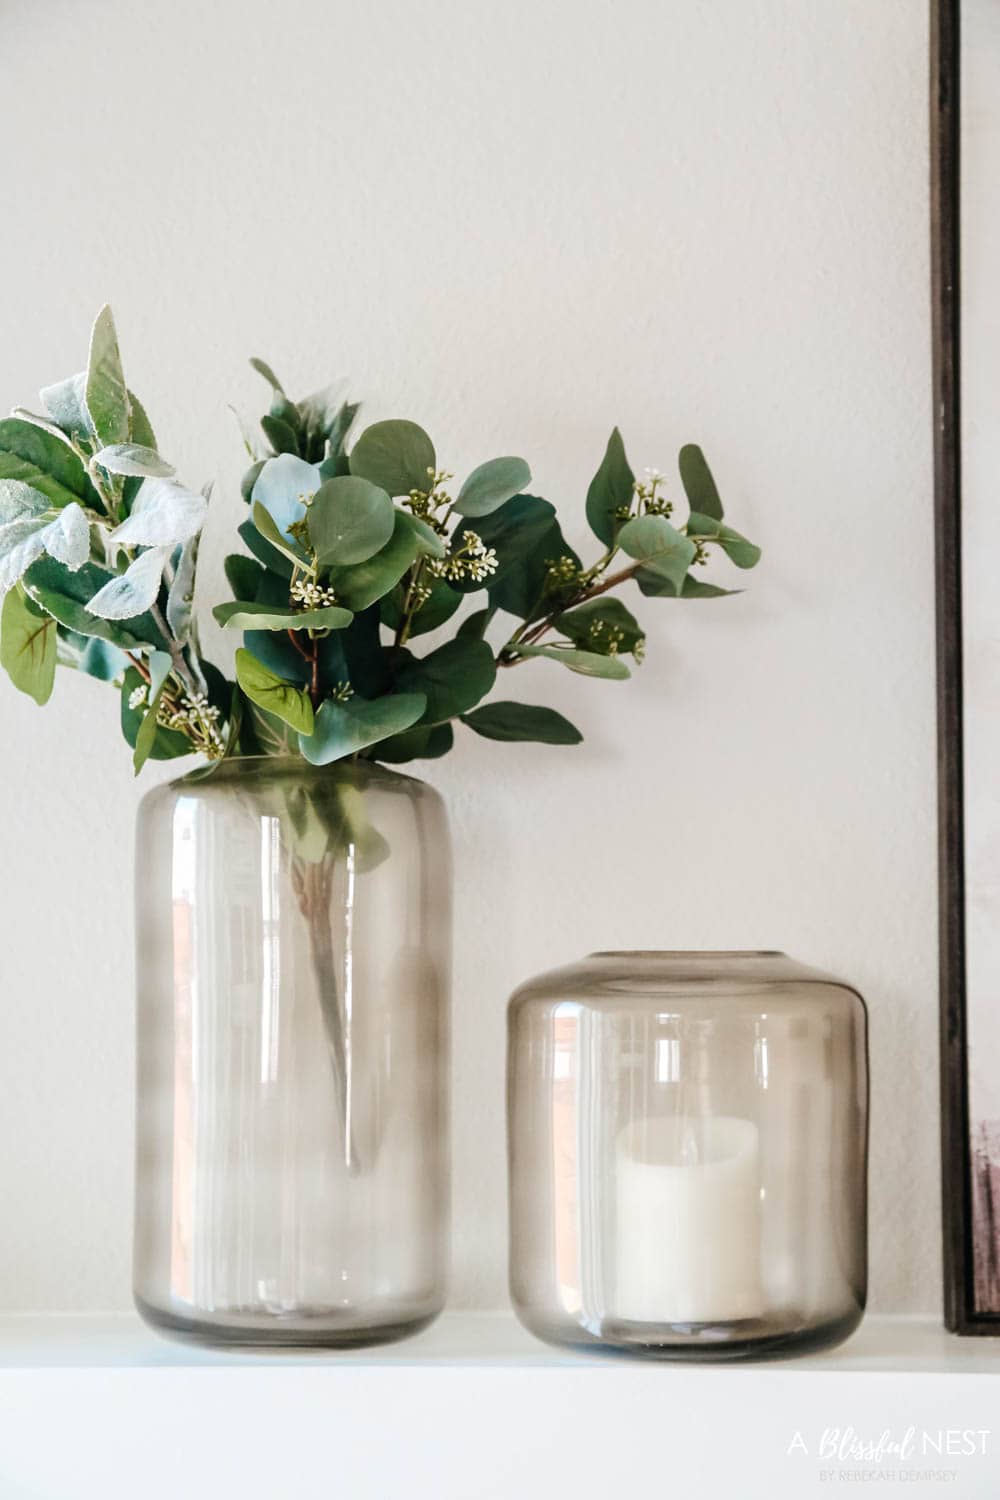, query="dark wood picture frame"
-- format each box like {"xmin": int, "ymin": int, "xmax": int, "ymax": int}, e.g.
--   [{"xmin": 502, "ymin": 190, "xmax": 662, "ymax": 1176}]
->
[{"xmin": 933, "ymin": 0, "xmax": 1000, "ymax": 1333}]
